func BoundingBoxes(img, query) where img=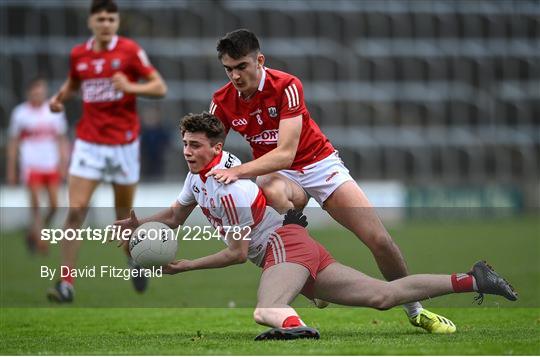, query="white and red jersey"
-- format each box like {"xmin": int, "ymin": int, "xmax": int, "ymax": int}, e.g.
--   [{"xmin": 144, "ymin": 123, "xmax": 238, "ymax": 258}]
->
[
  {"xmin": 9, "ymin": 102, "xmax": 67, "ymax": 172},
  {"xmin": 176, "ymin": 151, "xmax": 282, "ymax": 266},
  {"xmin": 69, "ymin": 35, "xmax": 155, "ymax": 145},
  {"xmin": 209, "ymin": 67, "xmax": 334, "ymax": 170}
]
